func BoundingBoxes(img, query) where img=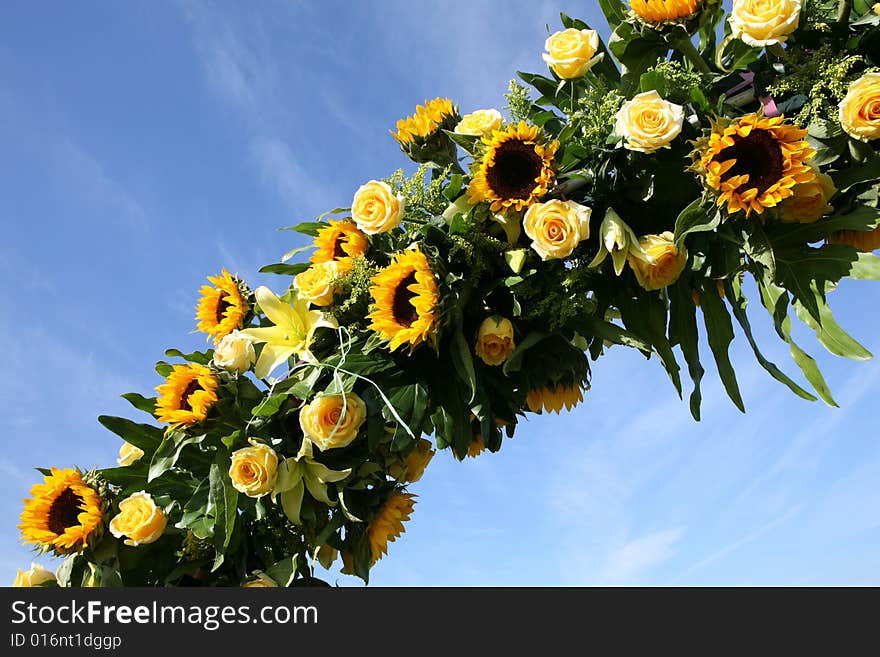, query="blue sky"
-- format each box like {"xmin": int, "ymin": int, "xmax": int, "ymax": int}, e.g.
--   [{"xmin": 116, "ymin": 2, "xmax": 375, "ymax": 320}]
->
[{"xmin": 2, "ymin": 0, "xmax": 879, "ymax": 586}]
